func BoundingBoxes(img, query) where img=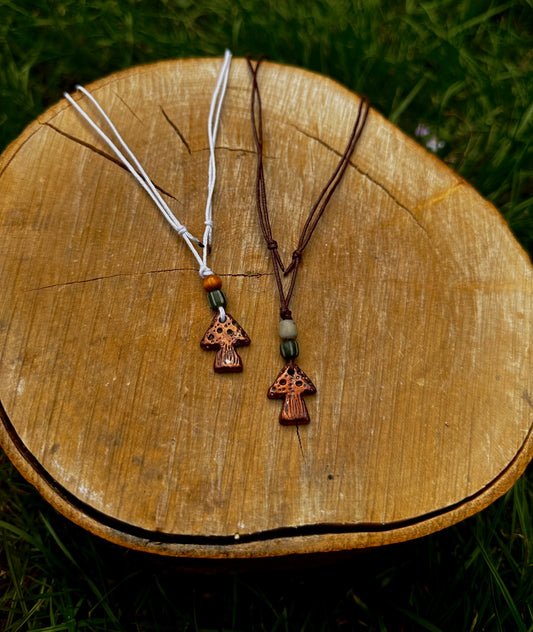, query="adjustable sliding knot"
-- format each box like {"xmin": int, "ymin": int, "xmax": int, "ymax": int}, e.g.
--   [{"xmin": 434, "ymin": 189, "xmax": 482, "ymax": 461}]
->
[
  {"xmin": 284, "ymin": 248, "xmax": 303, "ymax": 275},
  {"xmin": 204, "ymin": 220, "xmax": 213, "ymax": 240},
  {"xmin": 266, "ymin": 239, "xmax": 286, "ymax": 271},
  {"xmin": 203, "ymin": 219, "xmax": 214, "ymax": 251}
]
